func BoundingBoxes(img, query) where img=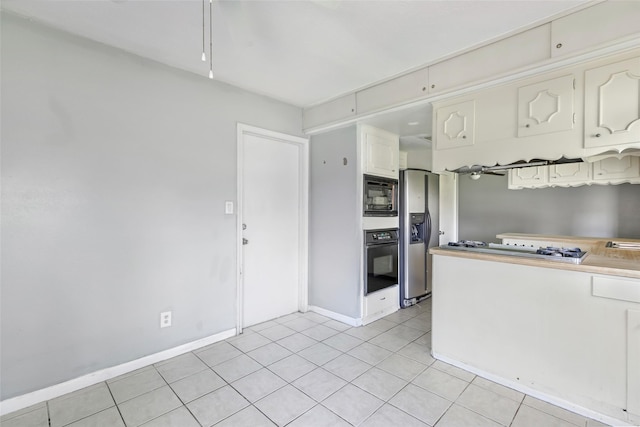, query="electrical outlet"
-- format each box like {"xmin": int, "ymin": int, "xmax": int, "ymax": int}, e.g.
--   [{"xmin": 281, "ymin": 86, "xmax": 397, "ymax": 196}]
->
[{"xmin": 160, "ymin": 311, "xmax": 172, "ymax": 328}]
